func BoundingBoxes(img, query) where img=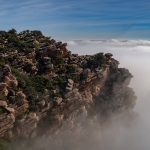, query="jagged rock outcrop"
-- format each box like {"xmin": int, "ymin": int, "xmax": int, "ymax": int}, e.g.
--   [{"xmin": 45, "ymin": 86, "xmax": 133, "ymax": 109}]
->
[{"xmin": 0, "ymin": 29, "xmax": 136, "ymax": 140}]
